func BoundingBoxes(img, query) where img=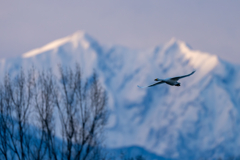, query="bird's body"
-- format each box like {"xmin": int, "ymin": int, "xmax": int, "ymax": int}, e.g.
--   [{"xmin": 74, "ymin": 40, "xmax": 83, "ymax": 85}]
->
[{"xmin": 138, "ymin": 71, "xmax": 195, "ymax": 88}]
